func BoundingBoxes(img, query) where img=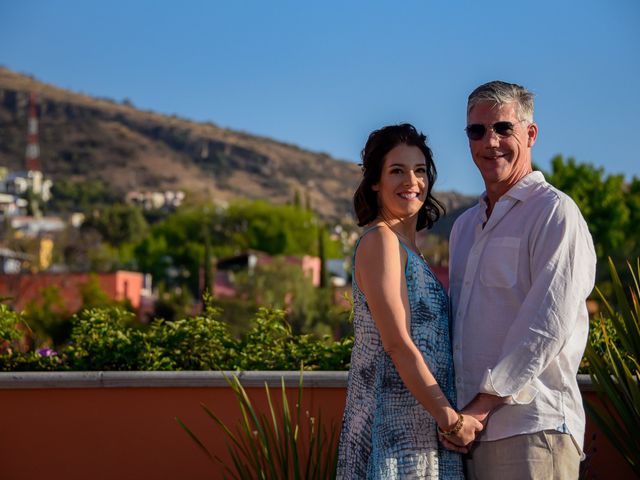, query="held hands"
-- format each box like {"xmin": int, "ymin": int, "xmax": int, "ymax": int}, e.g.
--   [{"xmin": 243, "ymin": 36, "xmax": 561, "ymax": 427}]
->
[
  {"xmin": 437, "ymin": 412, "xmax": 483, "ymax": 453},
  {"xmin": 438, "ymin": 393, "xmax": 507, "ymax": 453},
  {"xmin": 462, "ymin": 393, "xmax": 507, "ymax": 426}
]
